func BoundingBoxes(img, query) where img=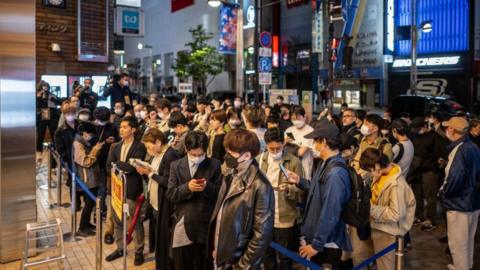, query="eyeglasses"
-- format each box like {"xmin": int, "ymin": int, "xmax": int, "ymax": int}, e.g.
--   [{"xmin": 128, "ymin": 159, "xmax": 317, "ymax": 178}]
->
[{"xmin": 343, "ymin": 114, "xmax": 355, "ymax": 118}]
